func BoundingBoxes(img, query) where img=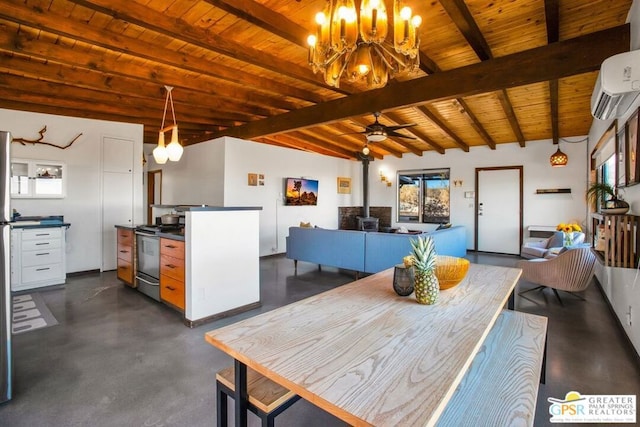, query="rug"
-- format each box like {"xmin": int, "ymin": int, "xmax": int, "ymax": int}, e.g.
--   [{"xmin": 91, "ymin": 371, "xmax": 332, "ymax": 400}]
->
[{"xmin": 12, "ymin": 293, "xmax": 58, "ymax": 334}]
